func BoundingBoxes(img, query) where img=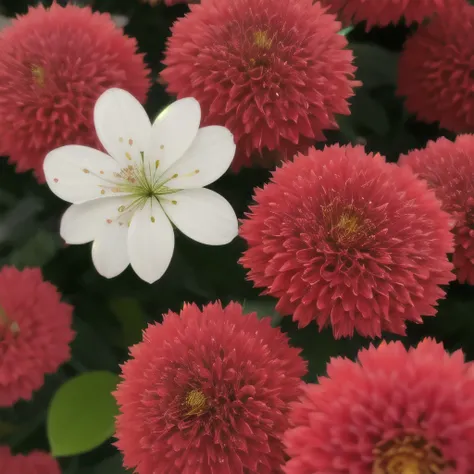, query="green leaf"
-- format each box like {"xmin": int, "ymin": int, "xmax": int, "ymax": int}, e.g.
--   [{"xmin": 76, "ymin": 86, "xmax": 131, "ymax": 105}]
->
[
  {"xmin": 351, "ymin": 91, "xmax": 390, "ymax": 136},
  {"xmin": 109, "ymin": 297, "xmax": 147, "ymax": 347},
  {"xmin": 47, "ymin": 371, "xmax": 120, "ymax": 457},
  {"xmin": 9, "ymin": 228, "xmax": 61, "ymax": 269},
  {"xmin": 242, "ymin": 298, "xmax": 283, "ymax": 327},
  {"xmin": 351, "ymin": 43, "xmax": 399, "ymax": 89}
]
